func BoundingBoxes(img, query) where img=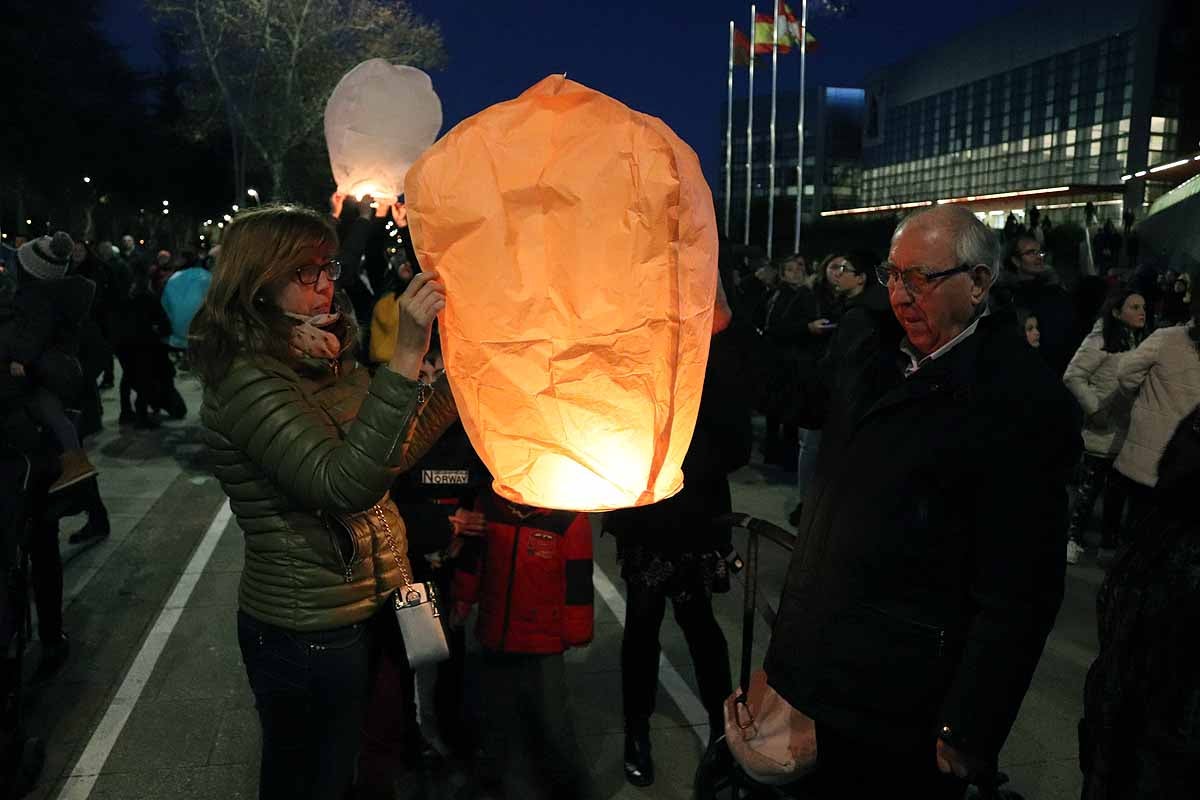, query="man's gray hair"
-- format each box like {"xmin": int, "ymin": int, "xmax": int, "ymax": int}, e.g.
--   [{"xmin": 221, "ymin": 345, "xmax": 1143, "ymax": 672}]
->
[{"xmin": 893, "ymin": 205, "xmax": 1002, "ymax": 279}]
